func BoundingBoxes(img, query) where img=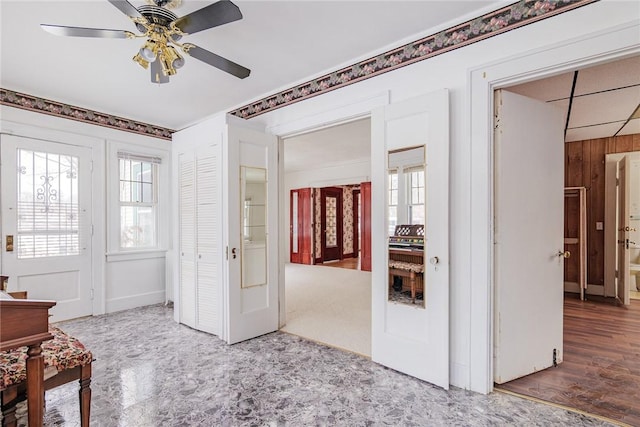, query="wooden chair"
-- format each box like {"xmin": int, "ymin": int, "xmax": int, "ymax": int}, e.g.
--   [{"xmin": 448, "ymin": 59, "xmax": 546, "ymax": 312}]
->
[{"xmin": 0, "ymin": 298, "xmax": 92, "ymax": 427}]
